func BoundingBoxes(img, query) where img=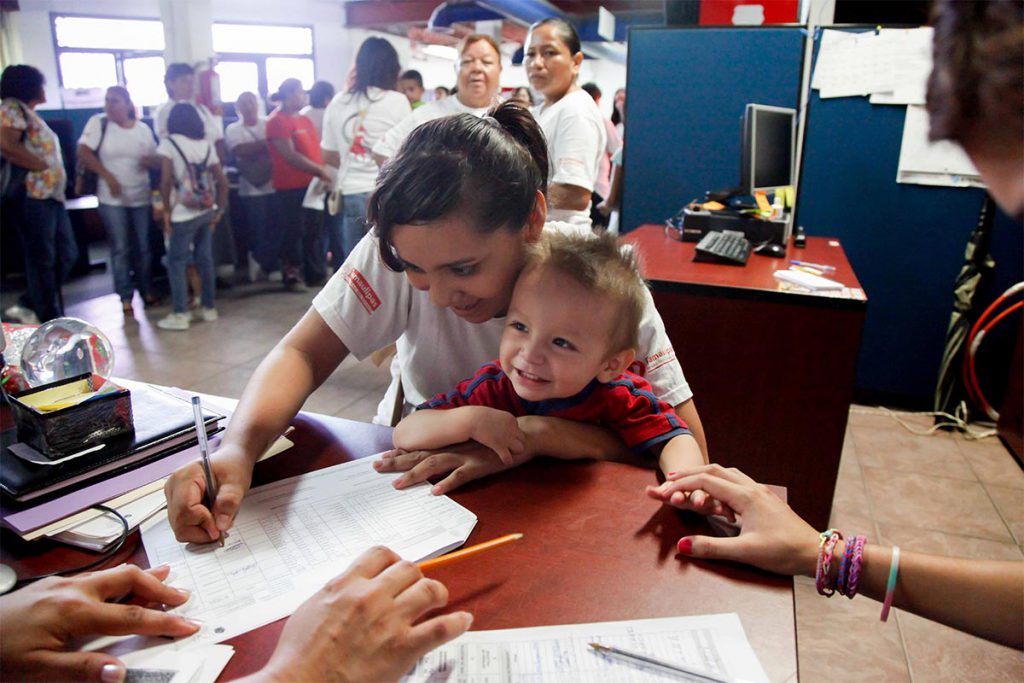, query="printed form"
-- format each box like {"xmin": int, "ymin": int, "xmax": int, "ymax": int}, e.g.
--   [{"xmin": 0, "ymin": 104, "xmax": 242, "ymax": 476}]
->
[
  {"xmin": 138, "ymin": 457, "xmax": 477, "ymax": 647},
  {"xmin": 403, "ymin": 614, "xmax": 769, "ymax": 683}
]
